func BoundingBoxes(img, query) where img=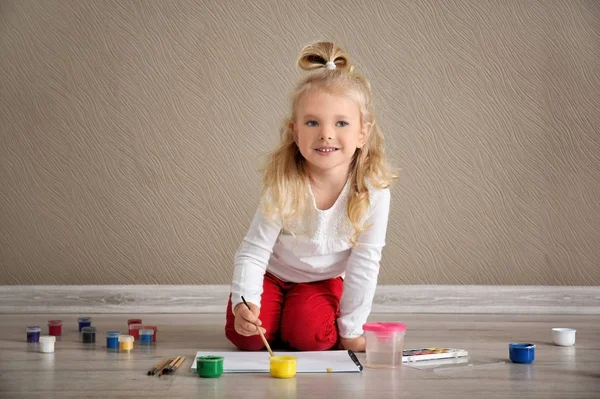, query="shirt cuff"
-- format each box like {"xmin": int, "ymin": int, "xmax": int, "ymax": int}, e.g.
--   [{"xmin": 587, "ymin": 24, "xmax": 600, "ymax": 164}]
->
[{"xmin": 230, "ymin": 293, "xmax": 262, "ymax": 316}]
